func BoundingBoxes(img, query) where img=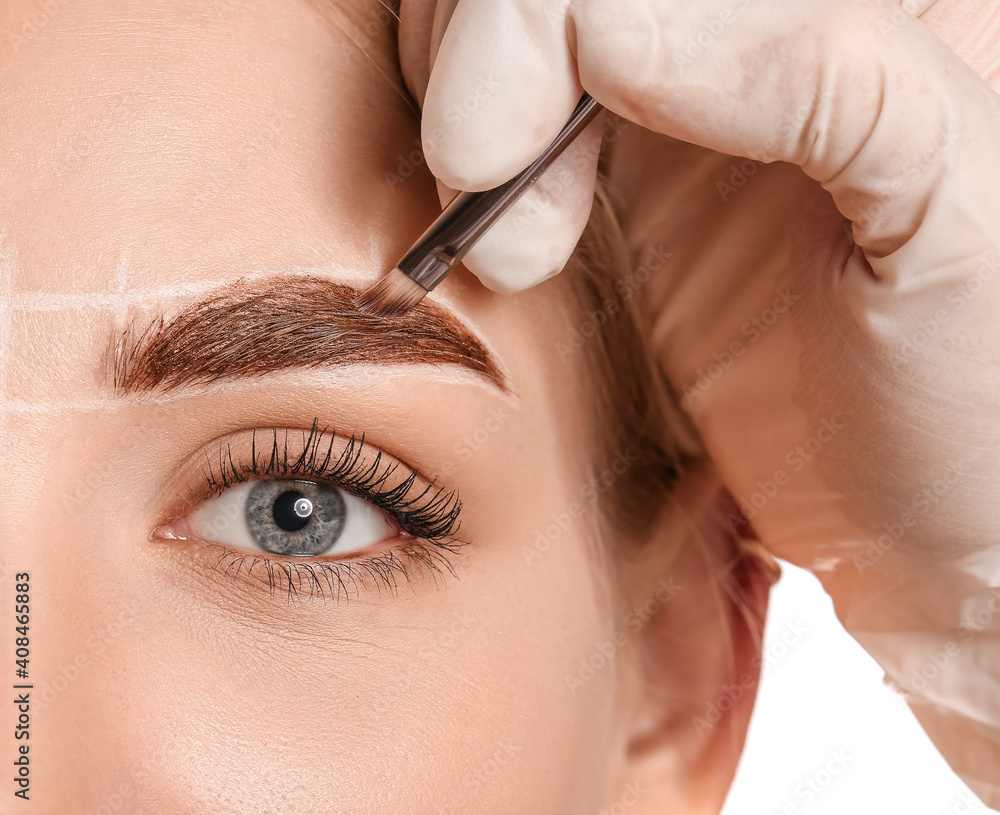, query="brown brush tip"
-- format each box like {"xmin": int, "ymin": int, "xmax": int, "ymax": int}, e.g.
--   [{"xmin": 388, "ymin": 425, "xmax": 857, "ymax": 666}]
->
[{"xmin": 355, "ymin": 268, "xmax": 429, "ymax": 319}]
